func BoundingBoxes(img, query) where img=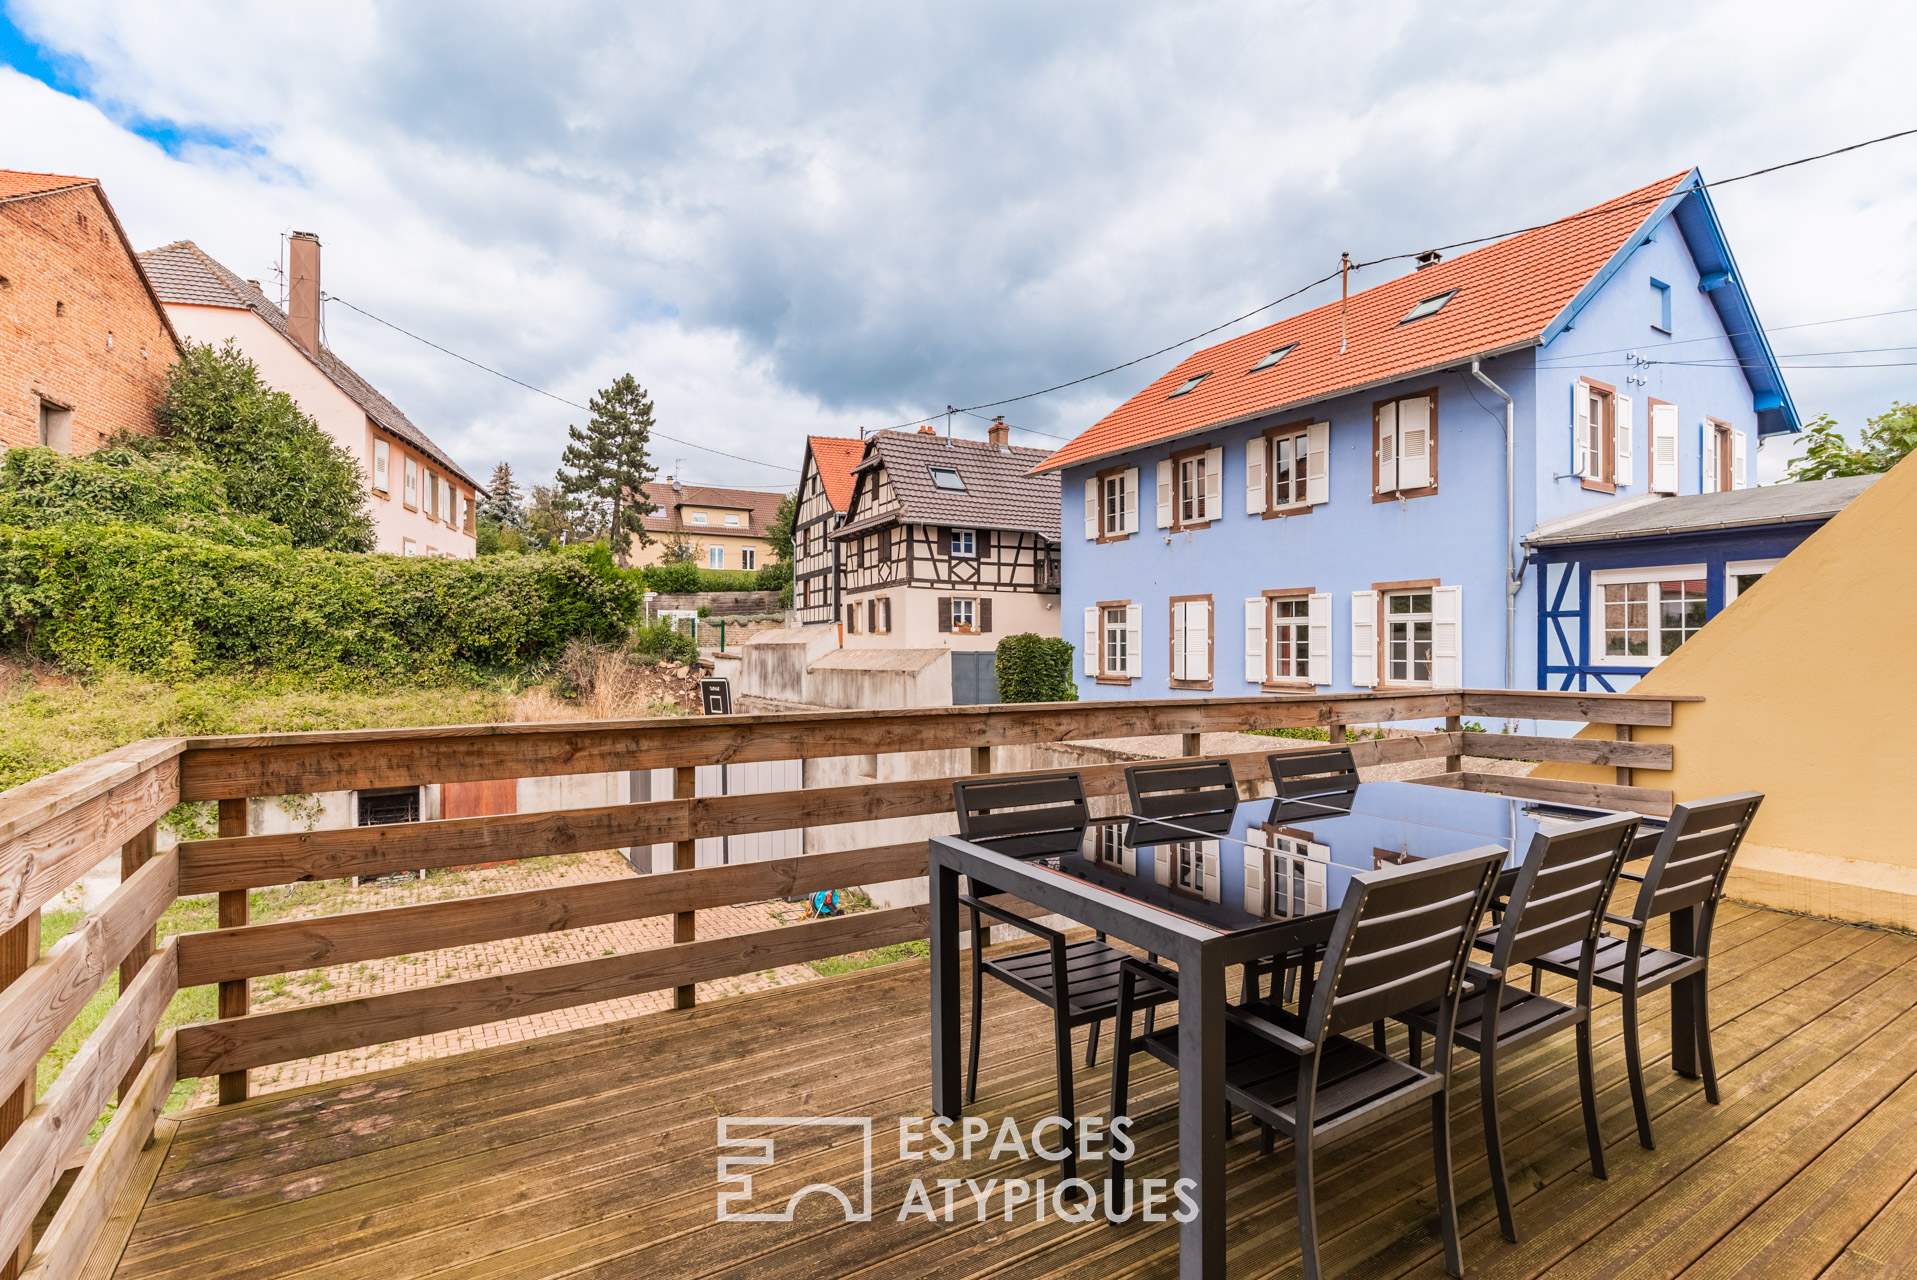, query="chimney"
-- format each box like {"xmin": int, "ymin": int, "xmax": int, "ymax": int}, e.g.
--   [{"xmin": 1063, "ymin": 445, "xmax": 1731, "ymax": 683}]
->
[
  {"xmin": 987, "ymin": 417, "xmax": 1010, "ymax": 451},
  {"xmin": 287, "ymin": 232, "xmax": 322, "ymax": 355},
  {"xmin": 1414, "ymin": 249, "xmax": 1443, "ymax": 271},
  {"xmin": 917, "ymin": 423, "xmax": 937, "ymax": 436}
]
